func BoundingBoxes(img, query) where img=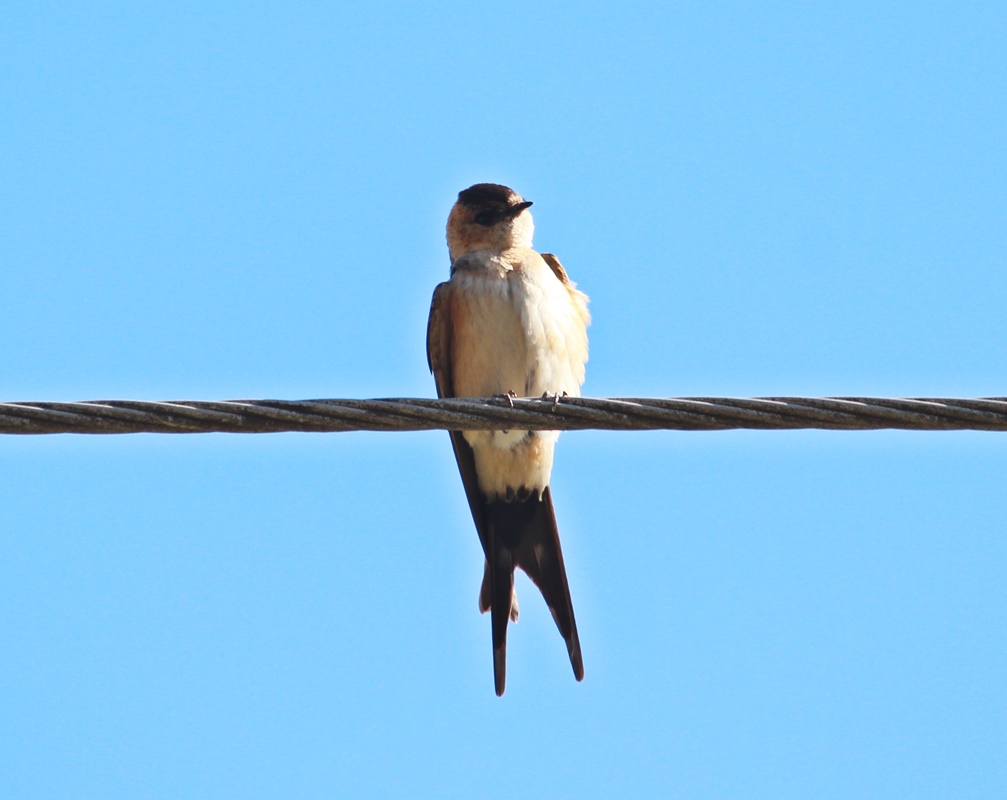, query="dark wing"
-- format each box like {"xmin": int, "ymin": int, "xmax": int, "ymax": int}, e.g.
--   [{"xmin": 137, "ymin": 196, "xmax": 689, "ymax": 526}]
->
[{"xmin": 426, "ymin": 282, "xmax": 491, "ymax": 559}]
